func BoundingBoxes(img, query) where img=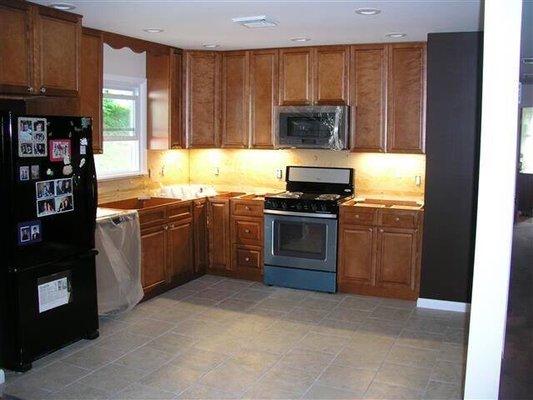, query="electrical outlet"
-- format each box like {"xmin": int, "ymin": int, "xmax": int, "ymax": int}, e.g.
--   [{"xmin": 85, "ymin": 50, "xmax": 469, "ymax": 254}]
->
[
  {"xmin": 415, "ymin": 175, "xmax": 421, "ymax": 187},
  {"xmin": 213, "ymin": 166, "xmax": 220, "ymax": 176},
  {"xmin": 275, "ymin": 168, "xmax": 283, "ymax": 180}
]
